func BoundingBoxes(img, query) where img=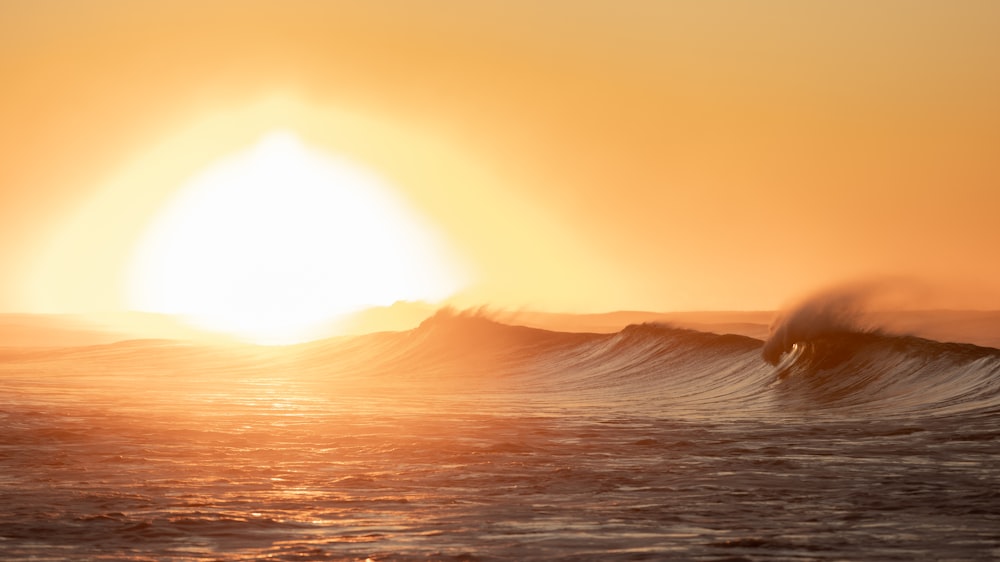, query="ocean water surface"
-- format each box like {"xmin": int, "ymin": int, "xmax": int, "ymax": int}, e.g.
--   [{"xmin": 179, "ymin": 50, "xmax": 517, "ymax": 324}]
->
[{"xmin": 2, "ymin": 313, "xmax": 999, "ymax": 561}]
